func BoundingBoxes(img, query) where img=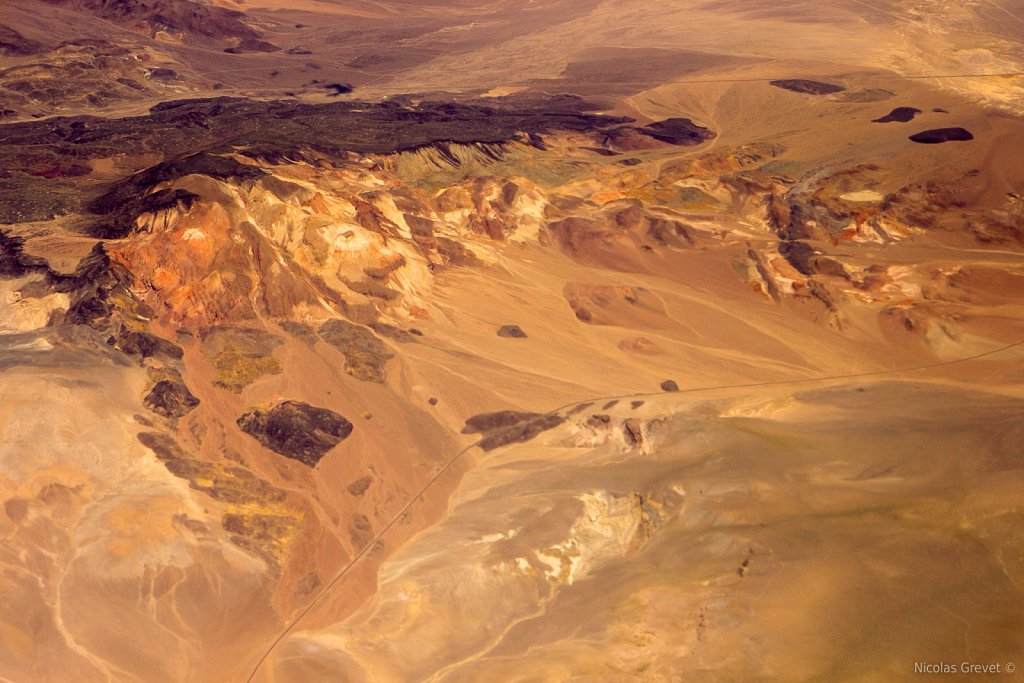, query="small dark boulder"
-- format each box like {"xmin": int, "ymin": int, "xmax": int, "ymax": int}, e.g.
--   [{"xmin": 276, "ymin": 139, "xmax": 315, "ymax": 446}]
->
[
  {"xmin": 660, "ymin": 379, "xmax": 679, "ymax": 392},
  {"xmin": 237, "ymin": 400, "xmax": 353, "ymax": 467},
  {"xmin": 497, "ymin": 324, "xmax": 527, "ymax": 338},
  {"xmin": 872, "ymin": 107, "xmax": 921, "ymax": 123},
  {"xmin": 908, "ymin": 128, "xmax": 974, "ymax": 144}
]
